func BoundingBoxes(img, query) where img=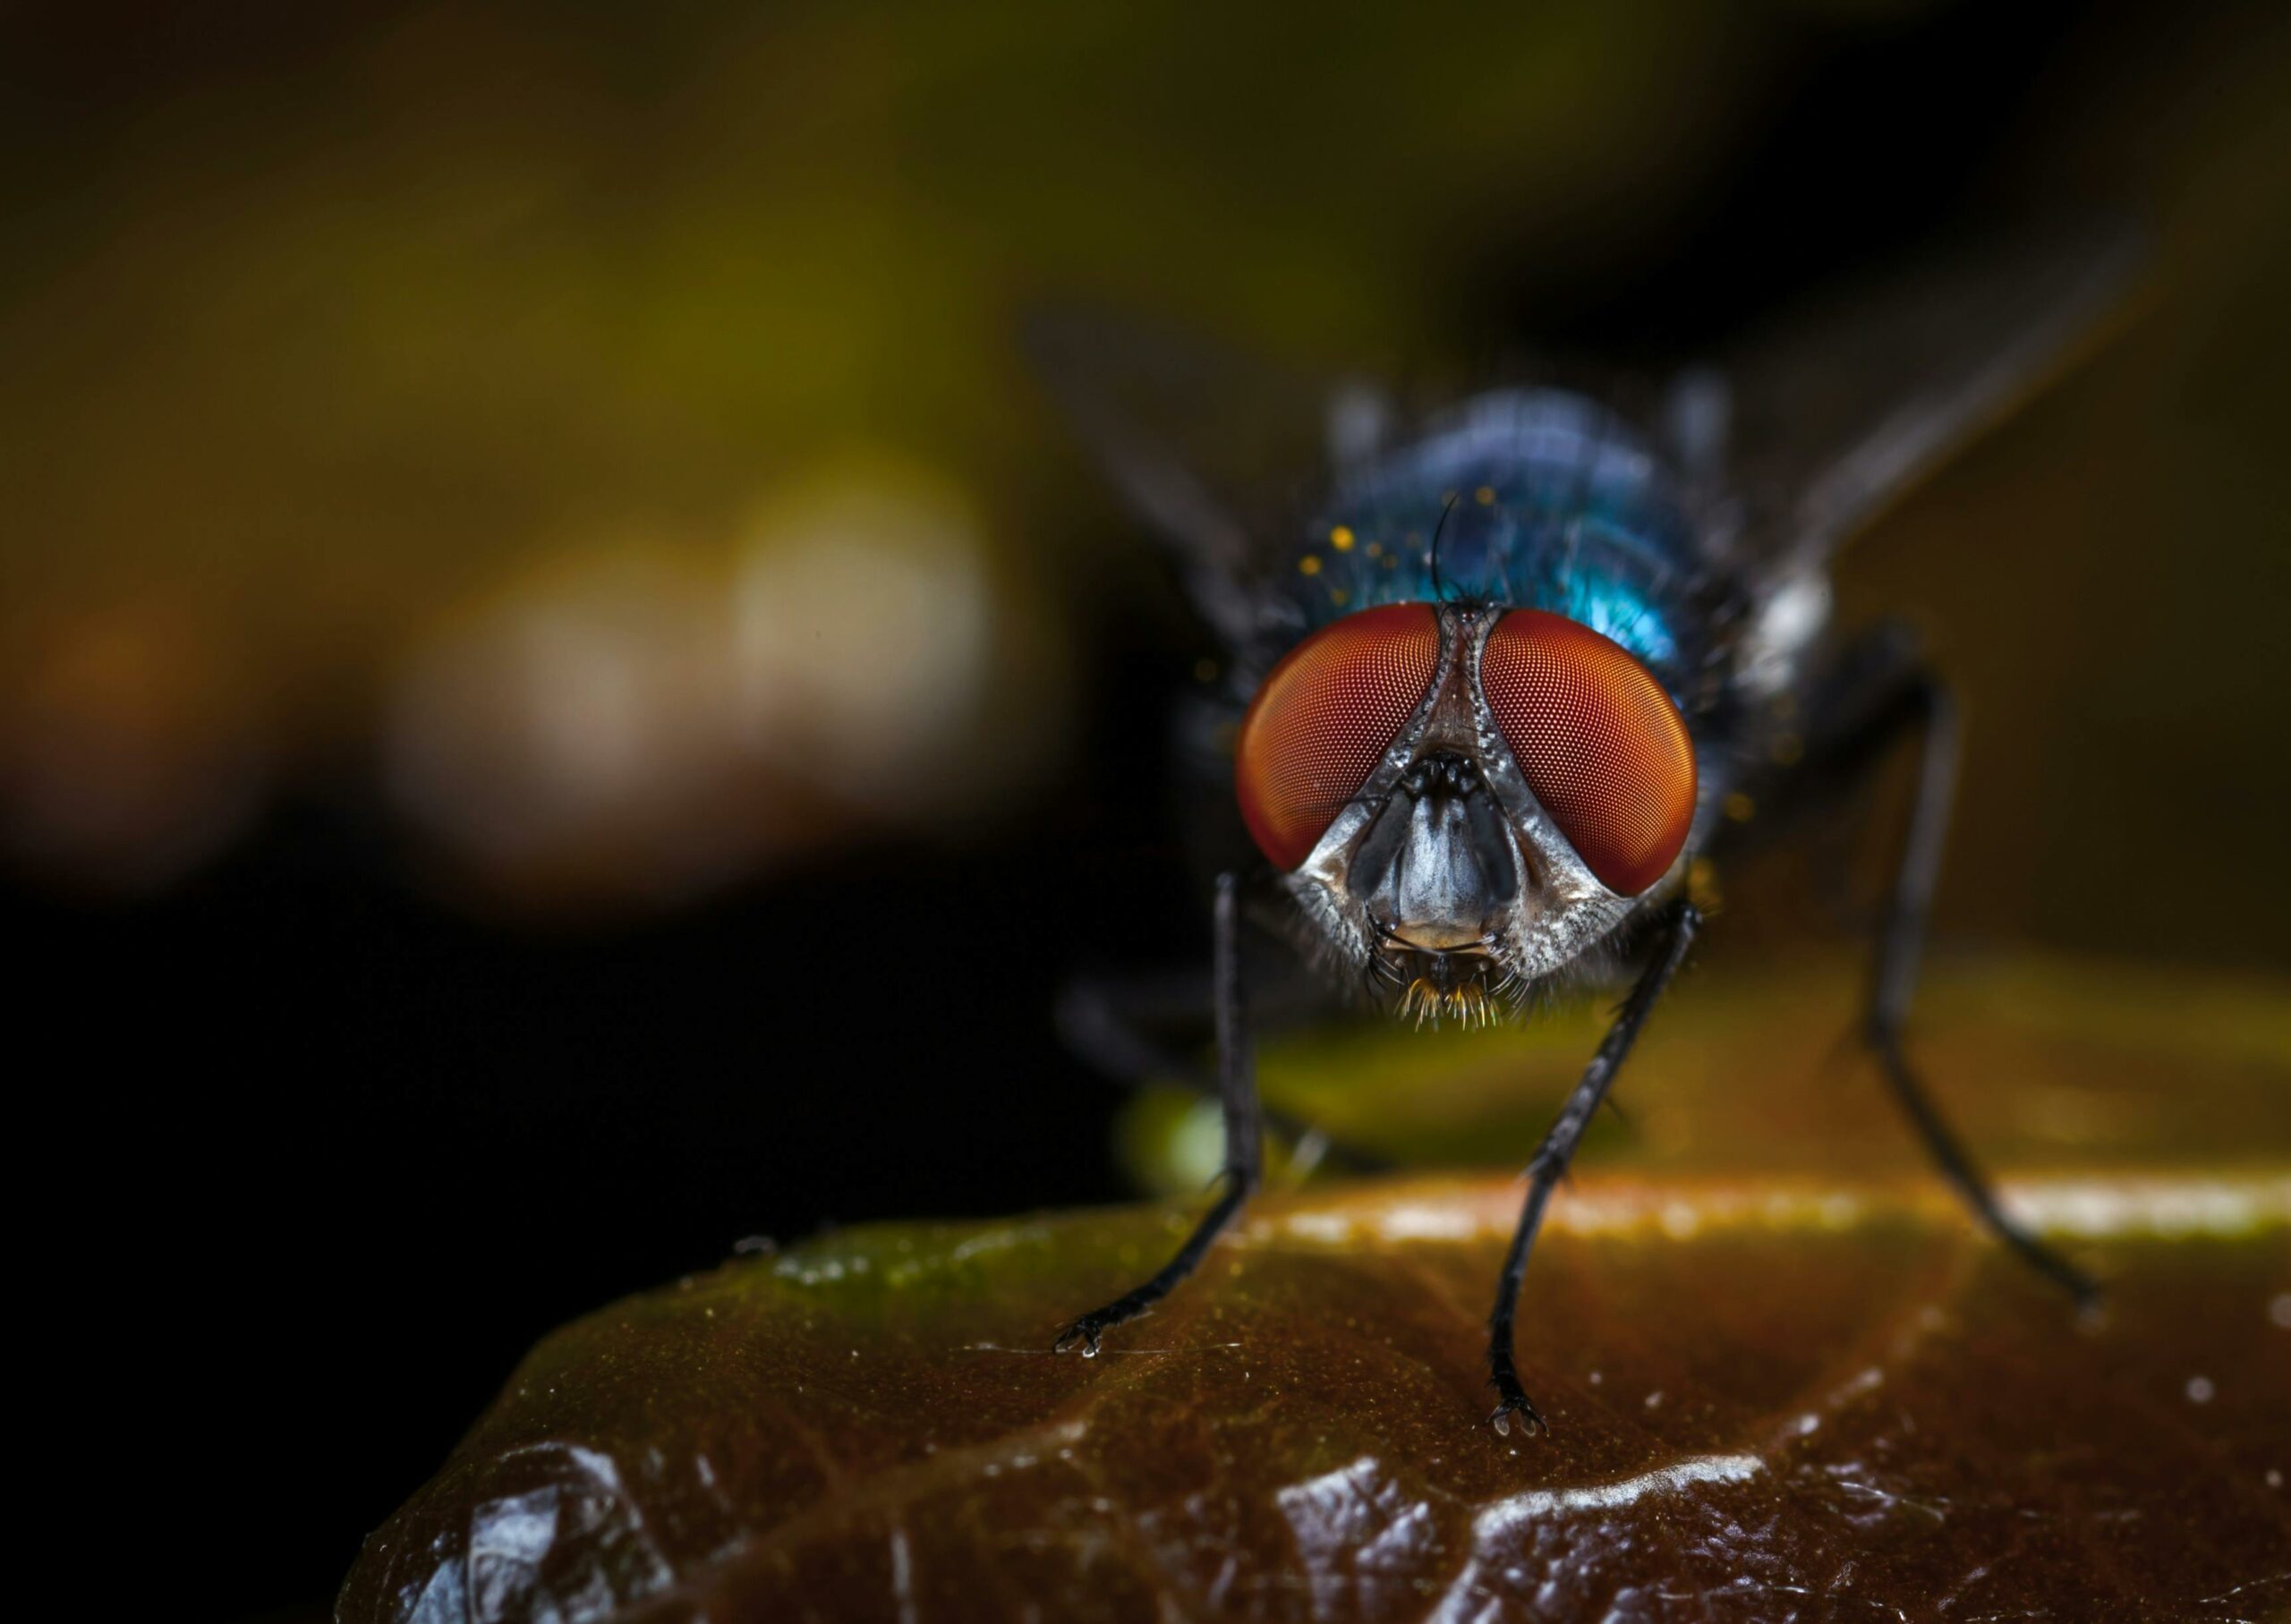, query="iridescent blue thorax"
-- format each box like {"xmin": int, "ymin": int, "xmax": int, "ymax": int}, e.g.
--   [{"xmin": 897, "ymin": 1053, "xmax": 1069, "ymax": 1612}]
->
[{"xmin": 1282, "ymin": 389, "xmax": 1703, "ymax": 694}]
